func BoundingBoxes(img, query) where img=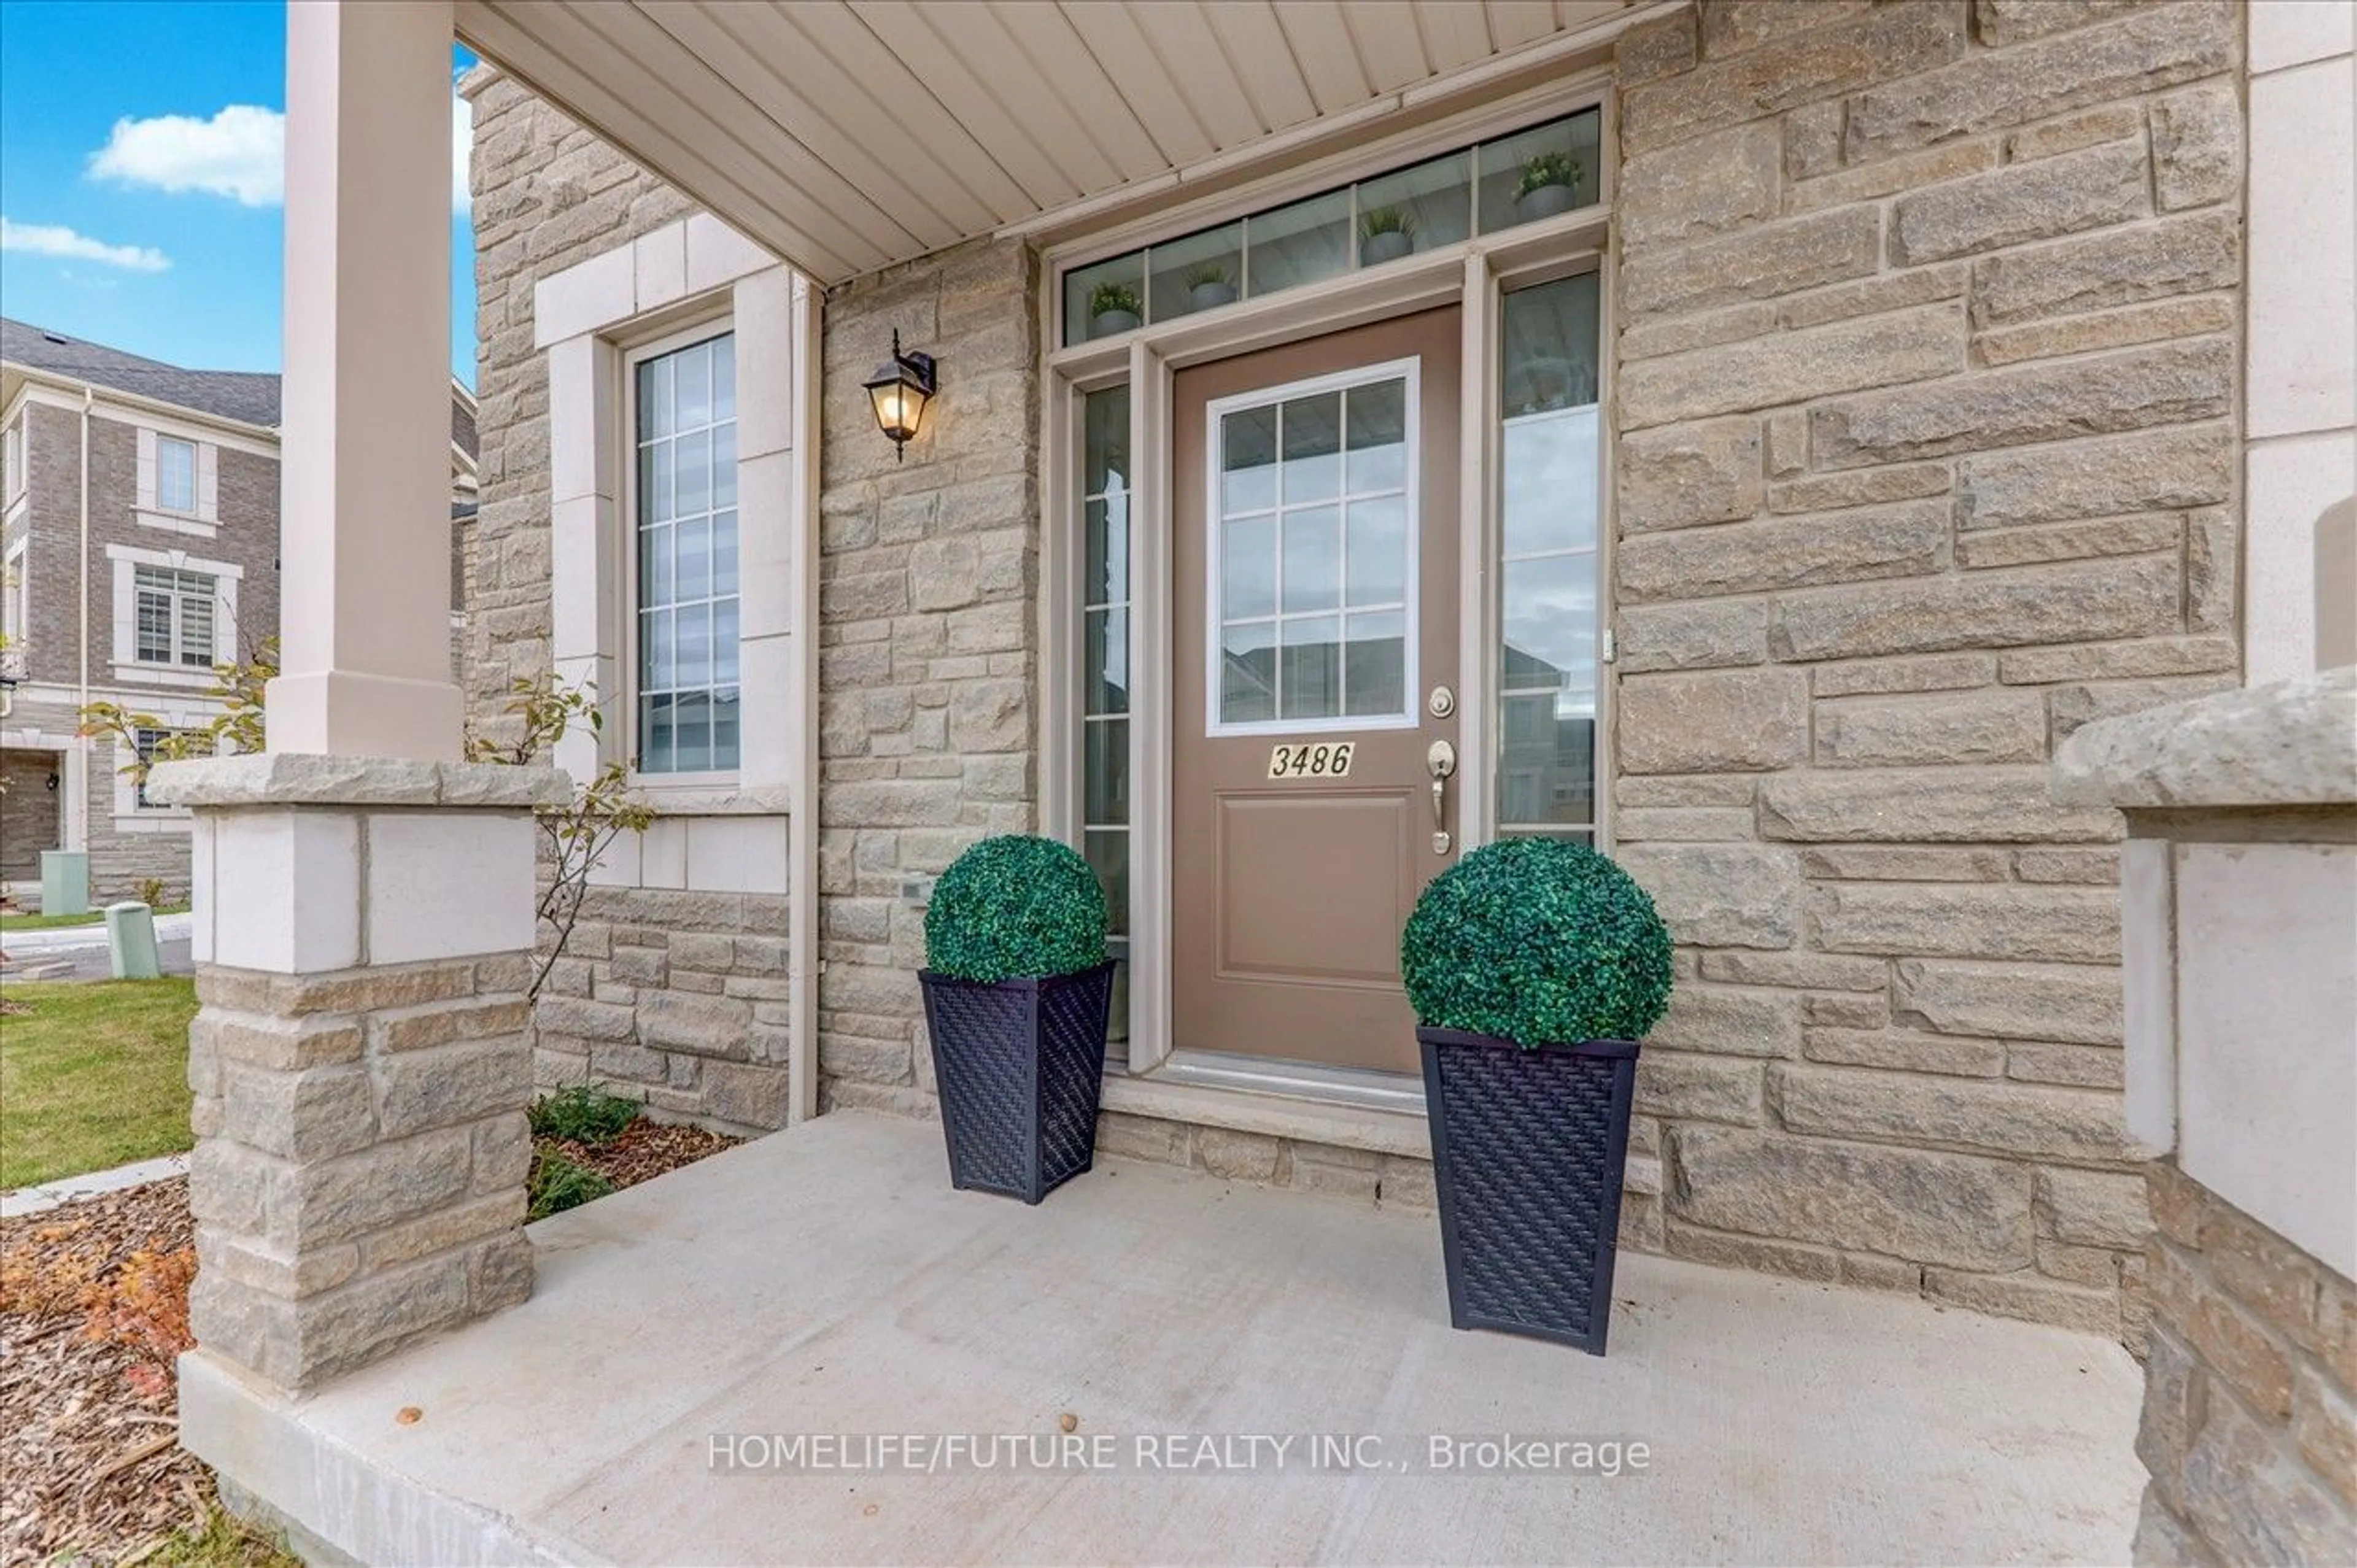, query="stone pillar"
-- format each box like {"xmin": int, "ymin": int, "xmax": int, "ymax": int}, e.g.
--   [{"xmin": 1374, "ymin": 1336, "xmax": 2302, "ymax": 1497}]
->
[
  {"xmin": 2054, "ymin": 671, "xmax": 2357, "ymax": 1565},
  {"xmin": 152, "ymin": 753, "xmax": 566, "ymax": 1396},
  {"xmin": 267, "ymin": 0, "xmax": 465, "ymax": 762}
]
